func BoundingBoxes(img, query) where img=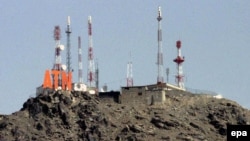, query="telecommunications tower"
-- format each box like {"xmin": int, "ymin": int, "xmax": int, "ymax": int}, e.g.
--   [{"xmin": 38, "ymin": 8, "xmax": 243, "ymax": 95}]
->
[
  {"xmin": 65, "ymin": 16, "xmax": 72, "ymax": 72},
  {"xmin": 127, "ymin": 62, "xmax": 133, "ymax": 87},
  {"xmin": 53, "ymin": 26, "xmax": 63, "ymax": 71},
  {"xmin": 52, "ymin": 26, "xmax": 64, "ymax": 89},
  {"xmin": 127, "ymin": 53, "xmax": 133, "ymax": 87},
  {"xmin": 173, "ymin": 40, "xmax": 185, "ymax": 89},
  {"xmin": 156, "ymin": 6, "xmax": 164, "ymax": 83},
  {"xmin": 87, "ymin": 16, "xmax": 95, "ymax": 87},
  {"xmin": 78, "ymin": 36, "xmax": 83, "ymax": 83}
]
